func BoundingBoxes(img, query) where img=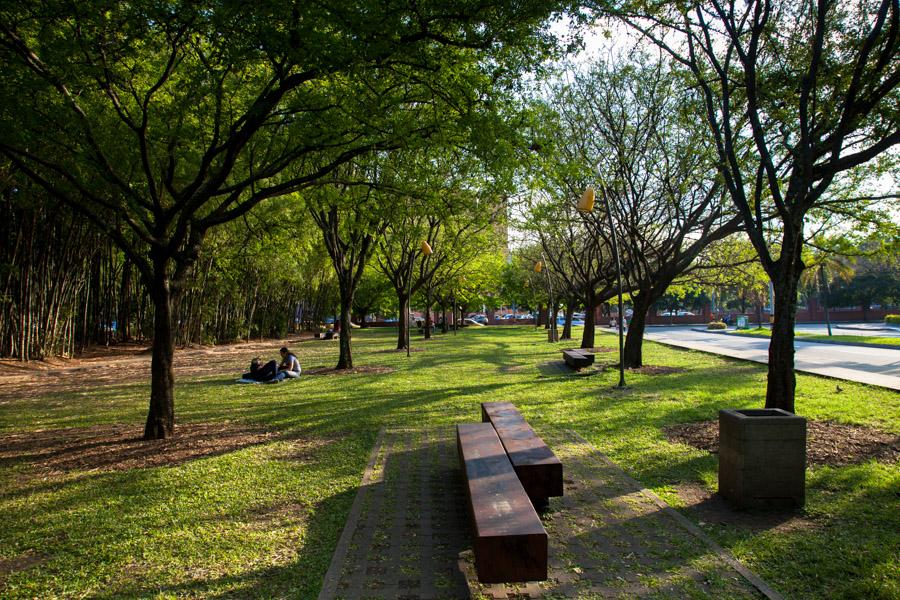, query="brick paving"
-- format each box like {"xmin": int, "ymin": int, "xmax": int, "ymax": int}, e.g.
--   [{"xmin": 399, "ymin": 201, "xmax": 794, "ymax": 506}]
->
[{"xmin": 319, "ymin": 427, "xmax": 774, "ymax": 600}]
